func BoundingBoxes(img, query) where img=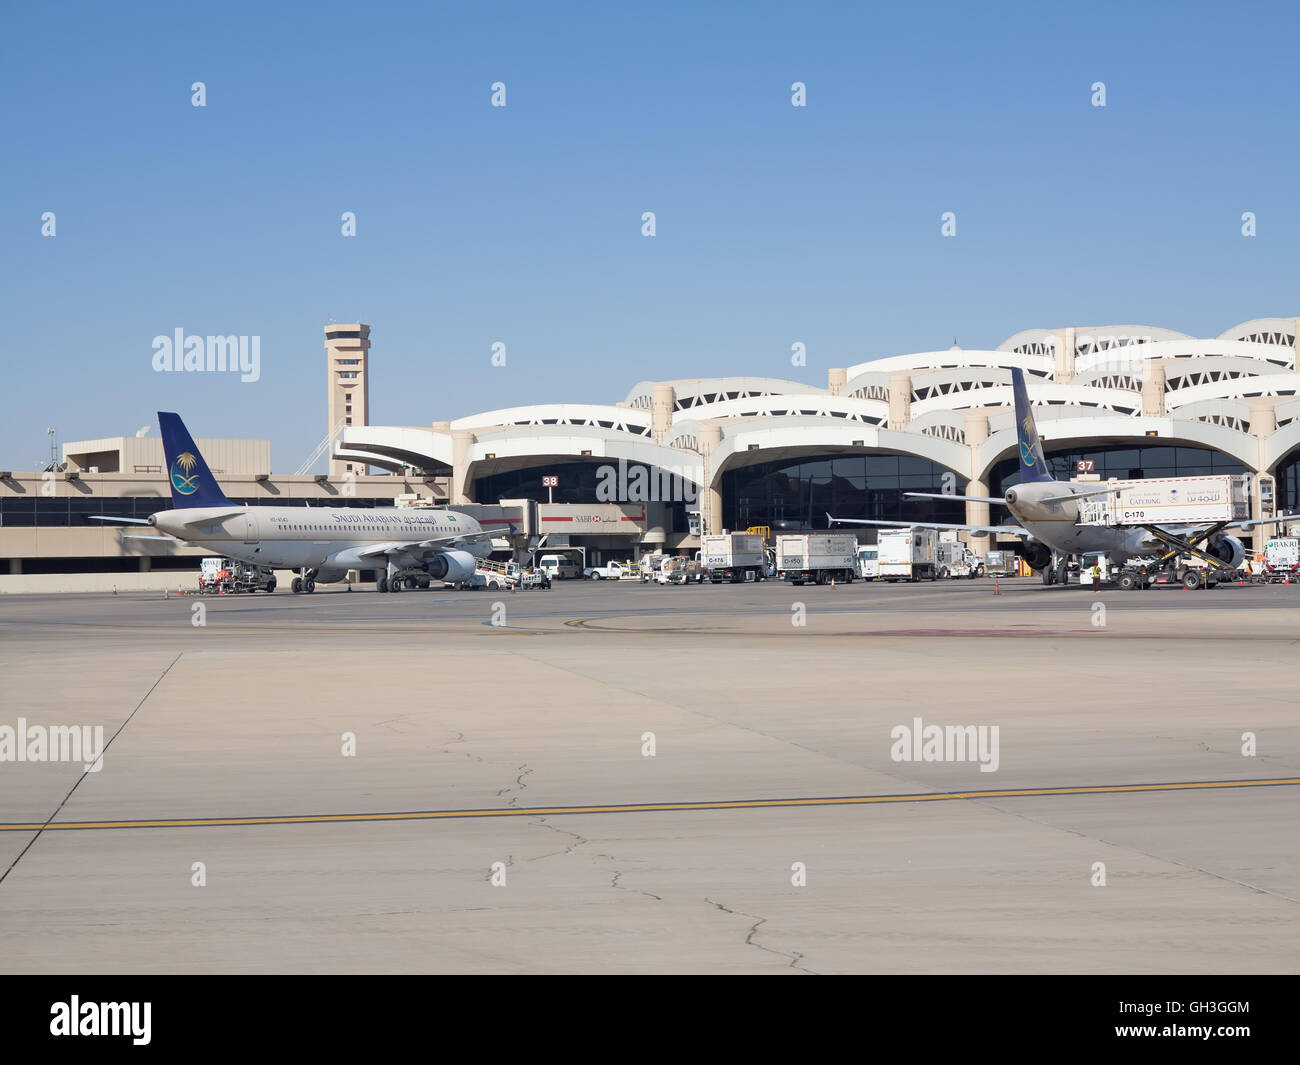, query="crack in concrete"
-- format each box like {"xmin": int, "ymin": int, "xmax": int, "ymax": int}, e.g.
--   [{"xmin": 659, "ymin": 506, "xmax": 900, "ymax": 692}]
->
[
  {"xmin": 523, "ymin": 817, "xmax": 590, "ymax": 863},
  {"xmin": 705, "ymin": 897, "xmax": 816, "ymax": 973},
  {"xmin": 594, "ymin": 851, "xmax": 662, "ymax": 900},
  {"xmin": 496, "ymin": 764, "xmax": 533, "ymax": 807},
  {"xmin": 441, "ymin": 729, "xmax": 487, "ymax": 763}
]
